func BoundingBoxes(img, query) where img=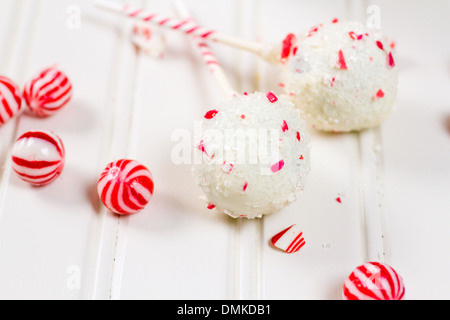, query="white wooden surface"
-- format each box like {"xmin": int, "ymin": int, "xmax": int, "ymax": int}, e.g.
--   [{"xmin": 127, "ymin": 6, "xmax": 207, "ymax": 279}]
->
[{"xmin": 0, "ymin": 0, "xmax": 448, "ymax": 300}]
